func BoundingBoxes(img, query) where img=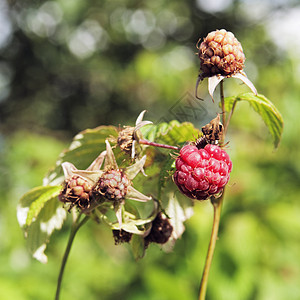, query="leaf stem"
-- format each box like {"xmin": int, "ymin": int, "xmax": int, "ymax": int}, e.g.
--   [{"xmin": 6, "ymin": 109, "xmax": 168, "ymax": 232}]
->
[
  {"xmin": 55, "ymin": 213, "xmax": 89, "ymax": 300},
  {"xmin": 138, "ymin": 139, "xmax": 179, "ymax": 150},
  {"xmin": 224, "ymin": 100, "xmax": 237, "ymax": 136},
  {"xmin": 198, "ymin": 194, "xmax": 224, "ymax": 300}
]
